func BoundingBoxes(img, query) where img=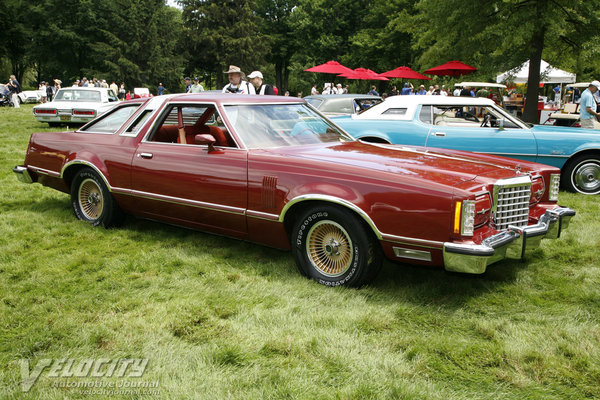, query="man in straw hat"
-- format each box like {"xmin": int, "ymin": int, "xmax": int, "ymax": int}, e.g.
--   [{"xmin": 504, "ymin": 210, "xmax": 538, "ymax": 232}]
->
[{"xmin": 222, "ymin": 65, "xmax": 254, "ymax": 94}]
